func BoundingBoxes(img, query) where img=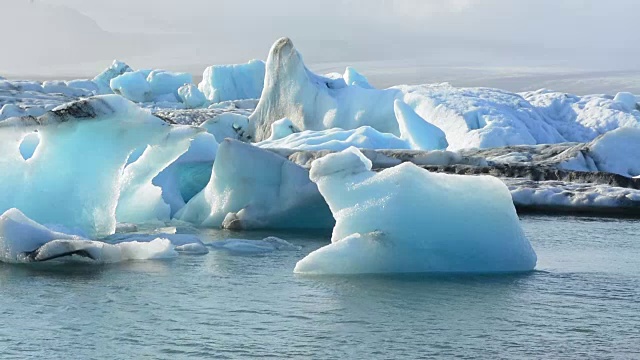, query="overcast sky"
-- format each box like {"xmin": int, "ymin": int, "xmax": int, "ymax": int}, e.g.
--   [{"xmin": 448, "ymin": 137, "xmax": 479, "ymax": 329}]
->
[{"xmin": 2, "ymin": 0, "xmax": 639, "ymax": 92}]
